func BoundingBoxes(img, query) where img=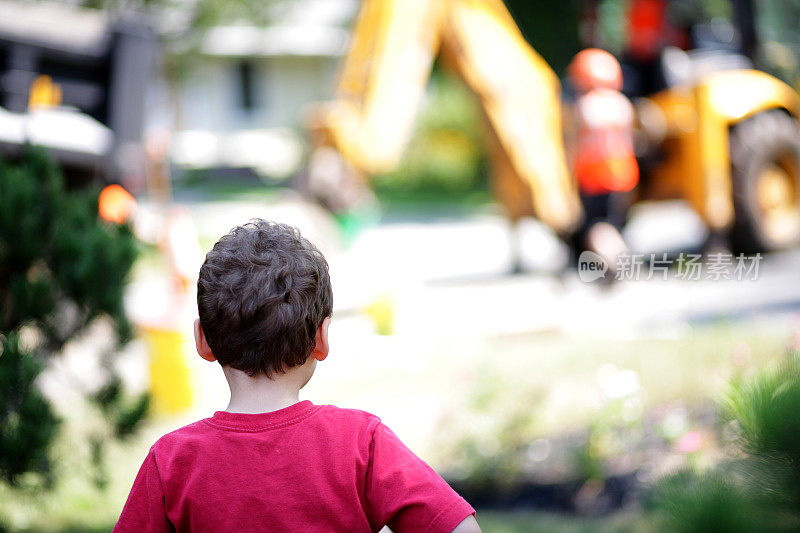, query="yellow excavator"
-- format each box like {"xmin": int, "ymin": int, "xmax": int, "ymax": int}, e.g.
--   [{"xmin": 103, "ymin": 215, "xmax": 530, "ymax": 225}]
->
[{"xmin": 307, "ymin": 0, "xmax": 800, "ymax": 255}]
